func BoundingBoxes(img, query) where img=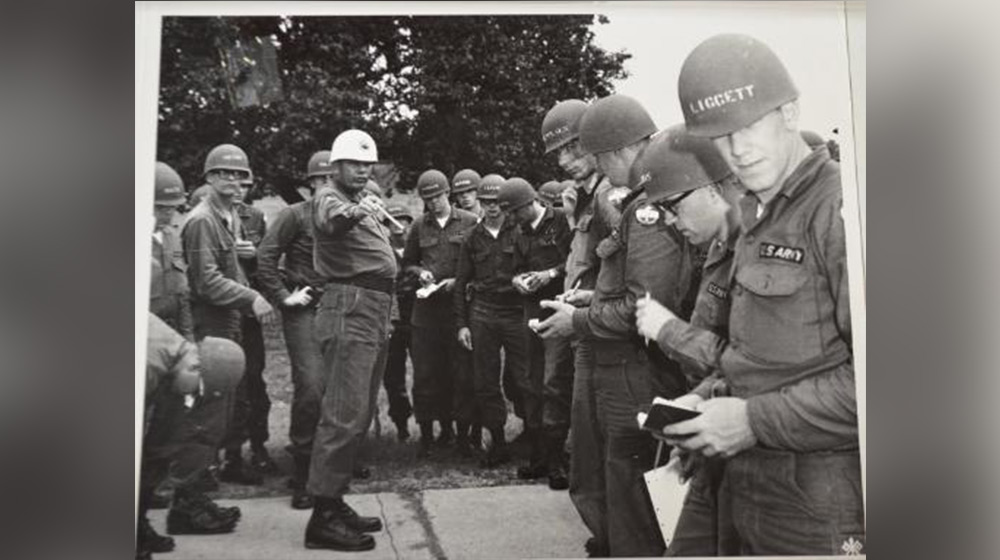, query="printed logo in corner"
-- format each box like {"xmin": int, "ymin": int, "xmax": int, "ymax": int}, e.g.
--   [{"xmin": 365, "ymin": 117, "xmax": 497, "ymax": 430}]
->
[{"xmin": 840, "ymin": 536, "xmax": 864, "ymax": 556}]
